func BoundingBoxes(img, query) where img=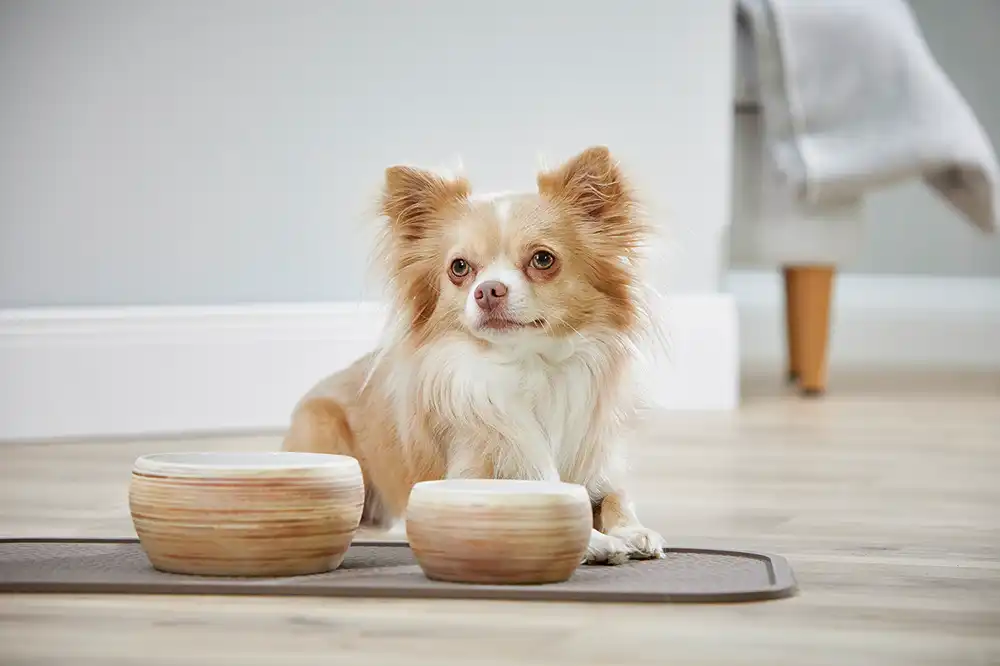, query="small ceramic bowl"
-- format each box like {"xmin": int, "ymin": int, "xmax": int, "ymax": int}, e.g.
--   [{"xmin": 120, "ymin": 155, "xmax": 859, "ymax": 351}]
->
[
  {"xmin": 405, "ymin": 479, "xmax": 592, "ymax": 585},
  {"xmin": 129, "ymin": 452, "xmax": 364, "ymax": 577}
]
